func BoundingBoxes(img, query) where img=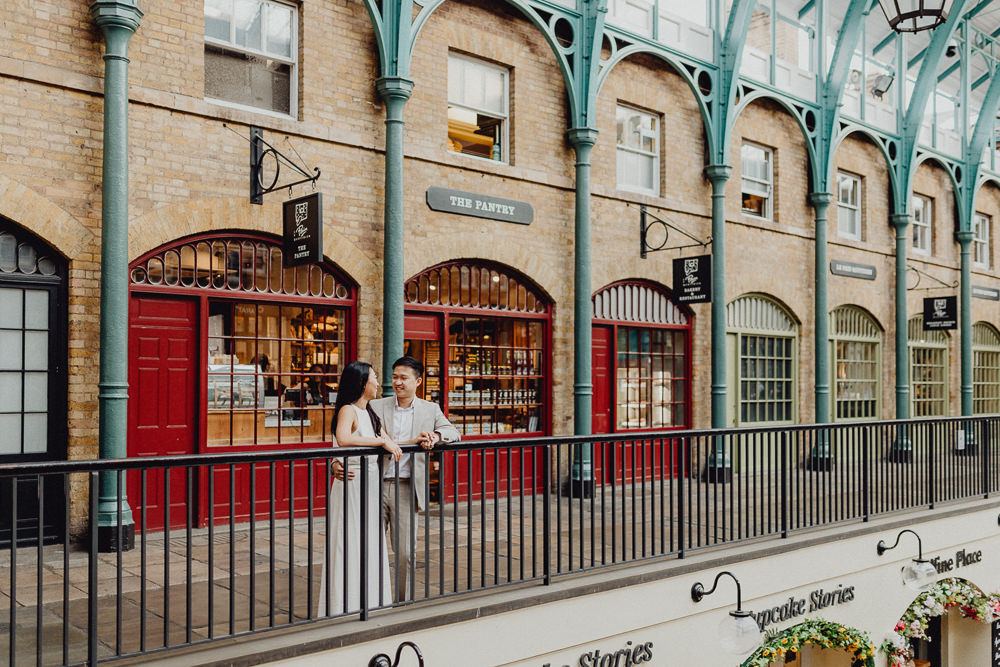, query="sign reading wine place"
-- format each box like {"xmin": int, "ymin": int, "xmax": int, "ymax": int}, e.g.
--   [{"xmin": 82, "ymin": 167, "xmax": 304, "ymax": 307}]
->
[
  {"xmin": 282, "ymin": 192, "xmax": 323, "ymax": 267},
  {"xmin": 425, "ymin": 186, "xmax": 533, "ymax": 225}
]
